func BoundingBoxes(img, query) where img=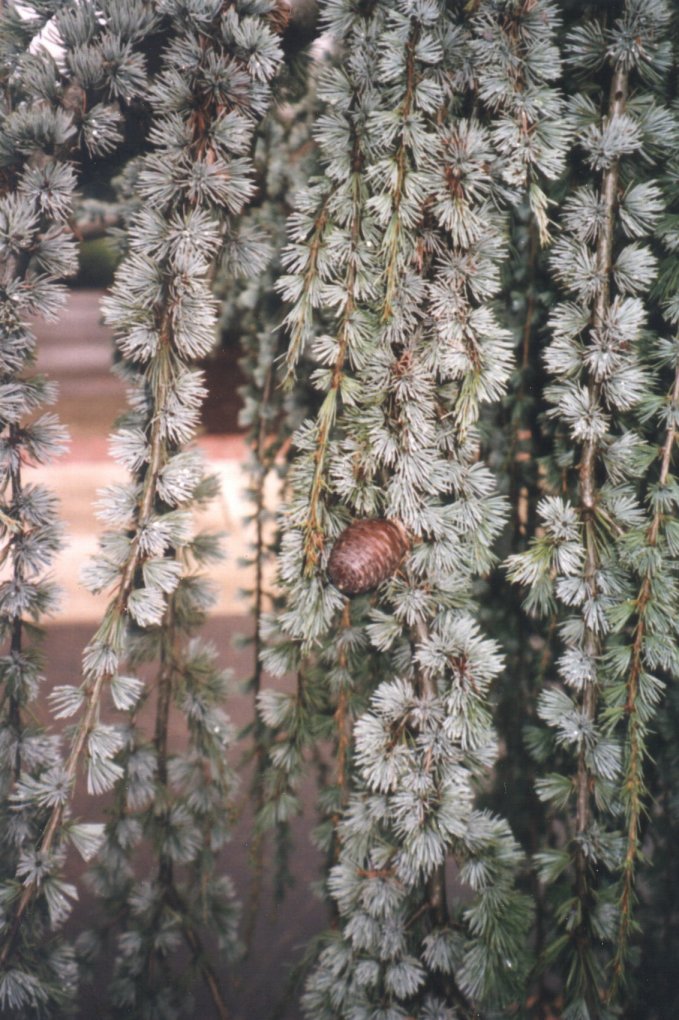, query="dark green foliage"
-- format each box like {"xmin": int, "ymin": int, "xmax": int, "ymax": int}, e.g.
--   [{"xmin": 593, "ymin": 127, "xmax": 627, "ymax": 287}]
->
[{"xmin": 505, "ymin": 1, "xmax": 679, "ymax": 1015}]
